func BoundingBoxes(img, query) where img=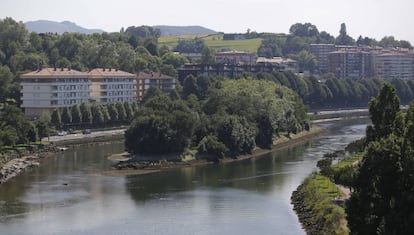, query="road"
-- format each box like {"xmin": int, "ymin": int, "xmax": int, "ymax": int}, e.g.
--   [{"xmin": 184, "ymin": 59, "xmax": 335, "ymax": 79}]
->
[{"xmin": 43, "ymin": 128, "xmax": 126, "ymax": 143}]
